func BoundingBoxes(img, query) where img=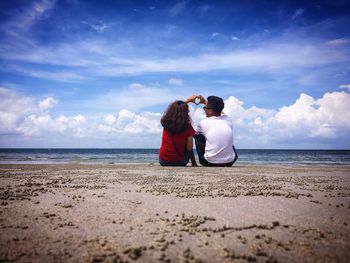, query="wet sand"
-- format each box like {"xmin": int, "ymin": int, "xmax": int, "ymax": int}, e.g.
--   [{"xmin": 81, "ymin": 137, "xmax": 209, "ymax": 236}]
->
[{"xmin": 0, "ymin": 164, "xmax": 349, "ymax": 263}]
